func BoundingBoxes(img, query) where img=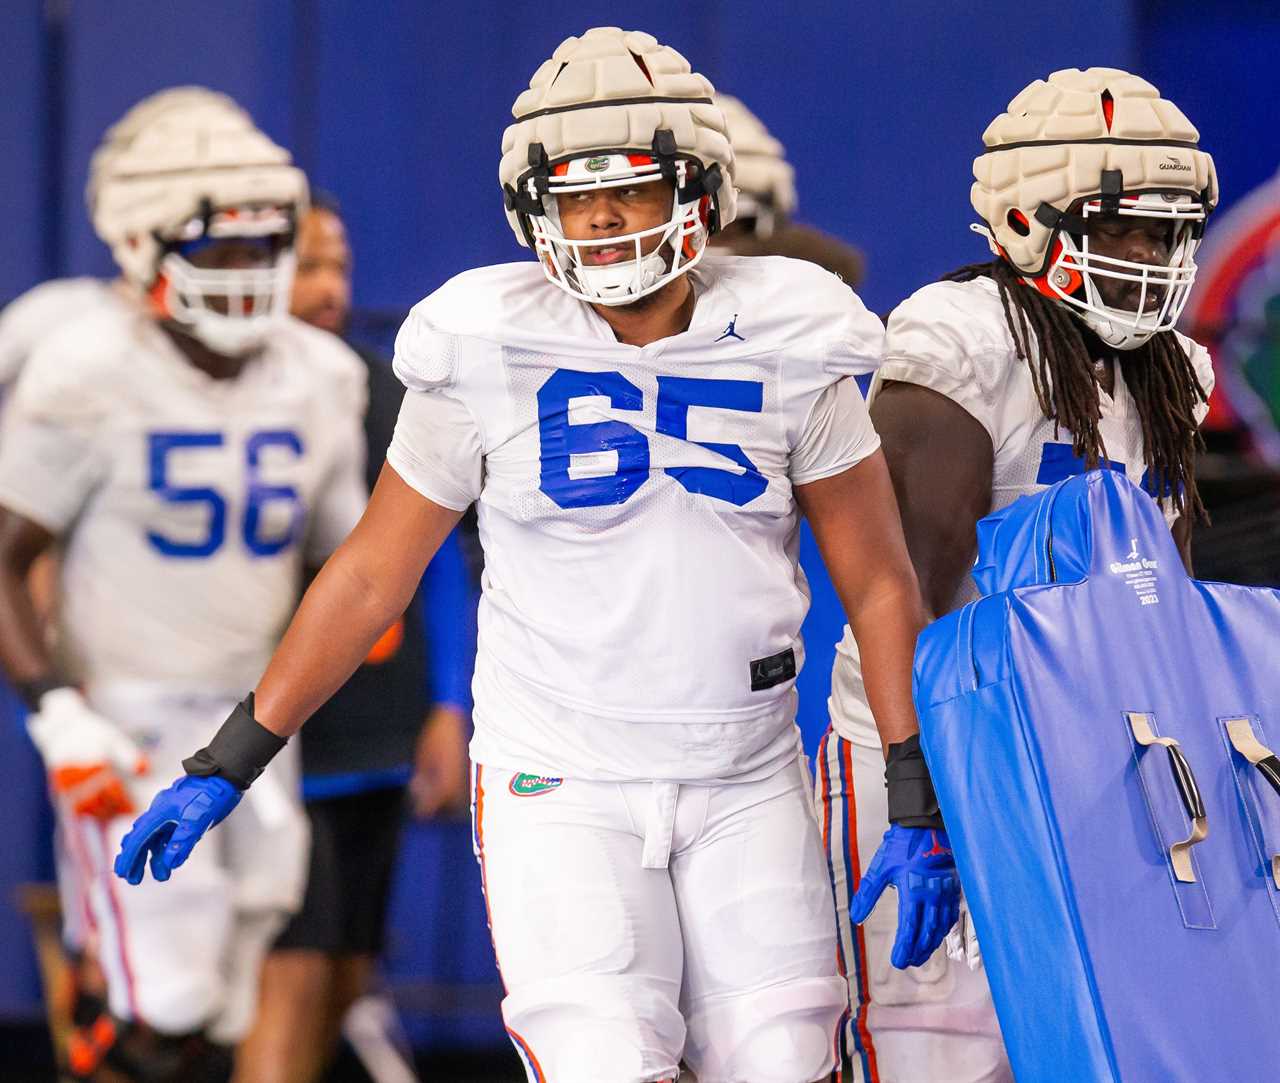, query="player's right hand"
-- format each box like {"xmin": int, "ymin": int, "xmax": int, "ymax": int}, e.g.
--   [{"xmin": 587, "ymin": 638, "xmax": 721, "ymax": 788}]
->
[
  {"xmin": 849, "ymin": 823, "xmax": 960, "ymax": 970},
  {"xmin": 113, "ymin": 776, "xmax": 241, "ymax": 885},
  {"xmin": 26, "ymin": 687, "xmax": 149, "ymax": 821}
]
